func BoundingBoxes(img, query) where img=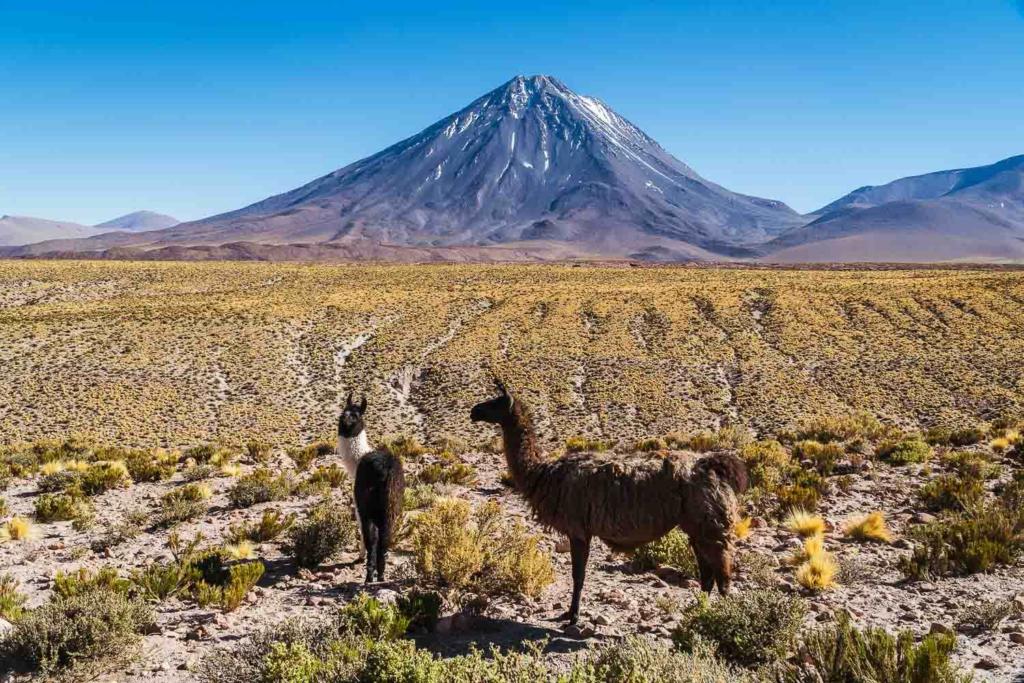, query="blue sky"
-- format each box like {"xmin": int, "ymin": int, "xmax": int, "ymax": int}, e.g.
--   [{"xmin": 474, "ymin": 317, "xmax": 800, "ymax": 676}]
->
[{"xmin": 1, "ymin": 1, "xmax": 1022, "ymax": 224}]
